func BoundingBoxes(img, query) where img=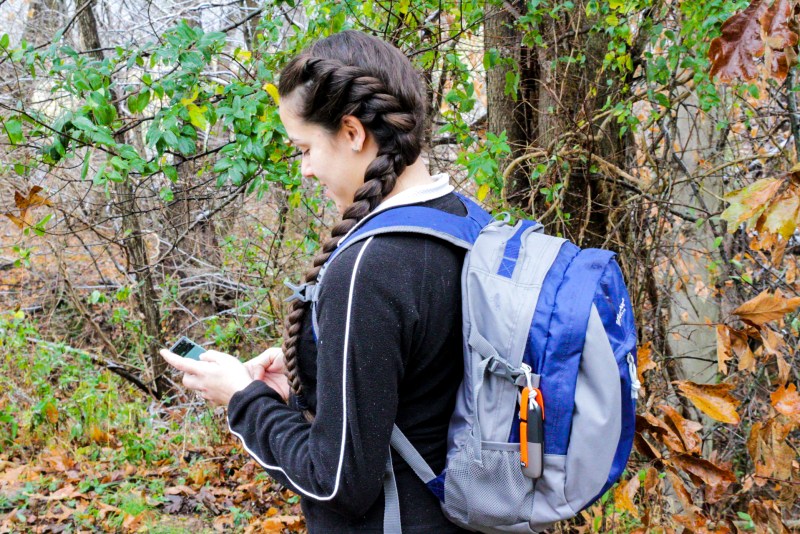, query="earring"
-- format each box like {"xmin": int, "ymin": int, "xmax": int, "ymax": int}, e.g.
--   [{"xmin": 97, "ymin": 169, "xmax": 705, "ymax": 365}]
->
[{"xmin": 352, "ymin": 147, "xmax": 360, "ymax": 152}]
